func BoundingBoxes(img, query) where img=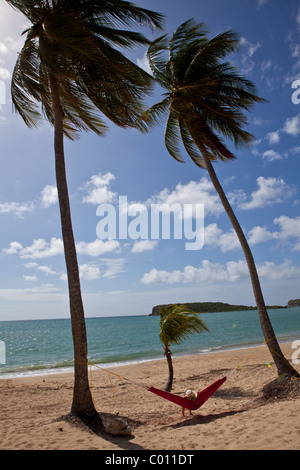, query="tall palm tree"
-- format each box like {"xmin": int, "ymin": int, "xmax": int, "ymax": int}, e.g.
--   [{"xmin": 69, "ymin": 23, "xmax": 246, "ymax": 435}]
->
[
  {"xmin": 159, "ymin": 304, "xmax": 209, "ymax": 391},
  {"xmin": 143, "ymin": 20, "xmax": 299, "ymax": 379},
  {"xmin": 7, "ymin": 0, "xmax": 164, "ymax": 420}
]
